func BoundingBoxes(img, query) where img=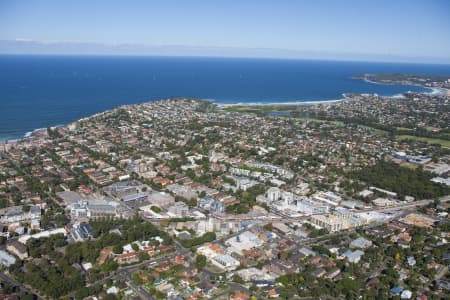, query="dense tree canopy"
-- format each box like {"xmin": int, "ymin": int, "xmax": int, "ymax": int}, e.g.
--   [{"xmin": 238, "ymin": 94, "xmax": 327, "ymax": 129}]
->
[{"xmin": 350, "ymin": 161, "xmax": 450, "ymax": 199}]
